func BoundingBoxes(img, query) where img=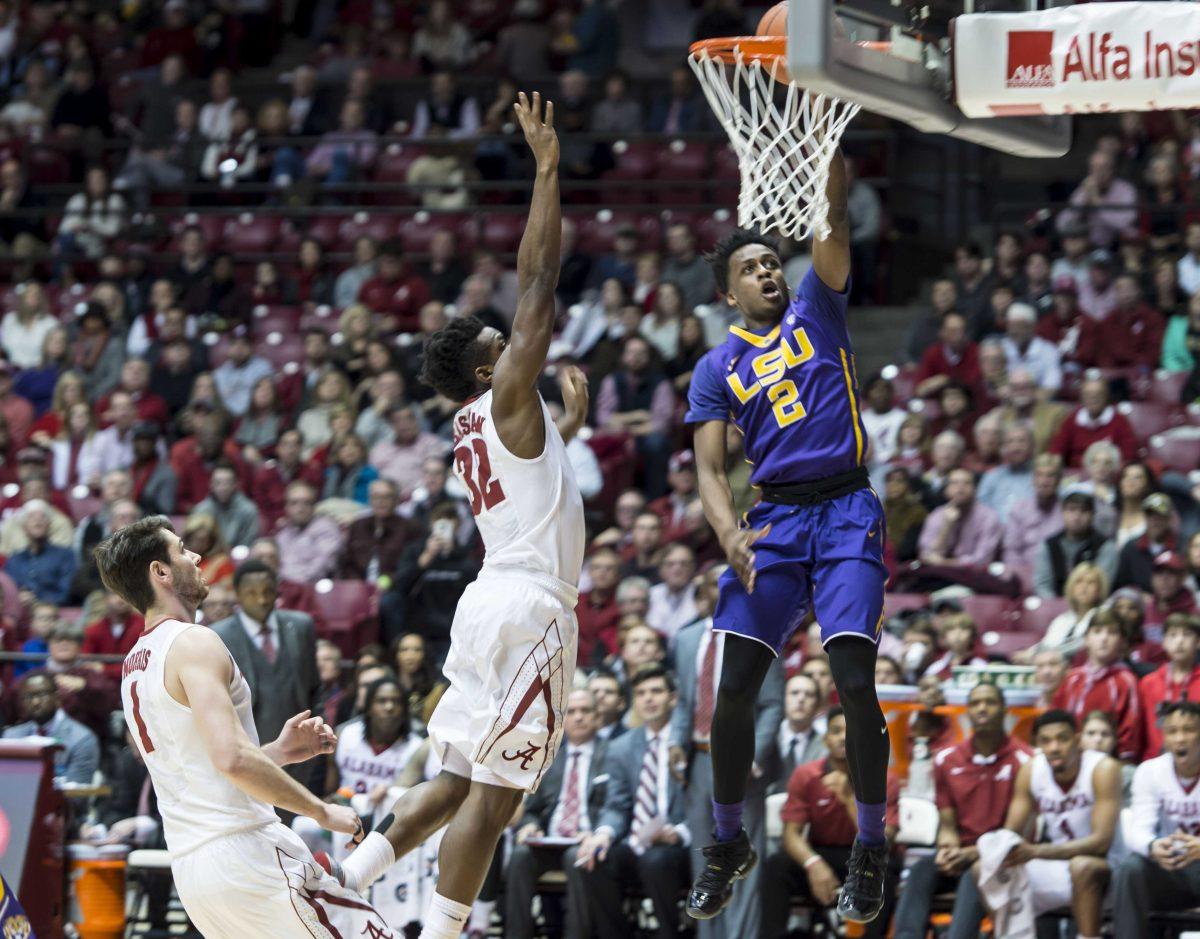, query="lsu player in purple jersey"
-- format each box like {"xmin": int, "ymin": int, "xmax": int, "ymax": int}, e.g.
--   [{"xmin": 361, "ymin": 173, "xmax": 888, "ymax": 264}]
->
[{"xmin": 684, "ymin": 152, "xmax": 891, "ymax": 926}]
